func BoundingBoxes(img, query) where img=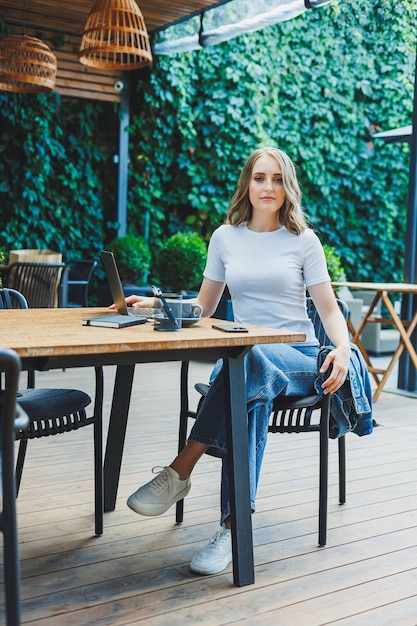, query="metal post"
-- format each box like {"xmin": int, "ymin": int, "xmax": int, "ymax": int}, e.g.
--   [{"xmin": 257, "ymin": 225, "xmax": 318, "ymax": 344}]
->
[
  {"xmin": 398, "ymin": 48, "xmax": 417, "ymax": 390},
  {"xmin": 116, "ymin": 71, "xmax": 130, "ymax": 238}
]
